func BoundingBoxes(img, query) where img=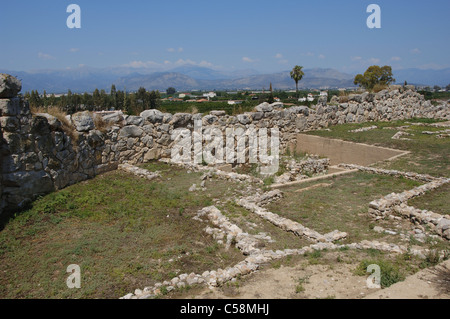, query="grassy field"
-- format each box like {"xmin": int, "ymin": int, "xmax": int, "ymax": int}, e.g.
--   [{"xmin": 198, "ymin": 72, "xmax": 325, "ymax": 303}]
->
[
  {"xmin": 408, "ymin": 183, "xmax": 450, "ymax": 216},
  {"xmin": 266, "ymin": 172, "xmax": 424, "ymax": 245},
  {"xmin": 0, "ymin": 162, "xmax": 246, "ymax": 299},
  {"xmin": 0, "ymin": 118, "xmax": 448, "ymax": 299}
]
